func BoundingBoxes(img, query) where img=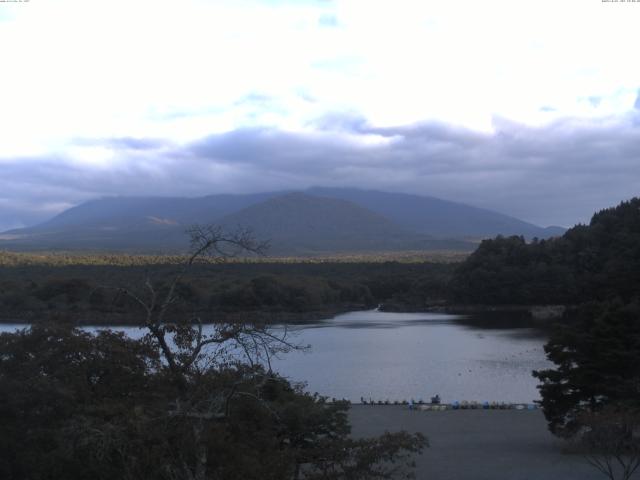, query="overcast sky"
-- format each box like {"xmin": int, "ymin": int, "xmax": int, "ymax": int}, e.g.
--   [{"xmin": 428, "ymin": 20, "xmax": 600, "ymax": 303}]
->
[{"xmin": 1, "ymin": 0, "xmax": 639, "ymax": 231}]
